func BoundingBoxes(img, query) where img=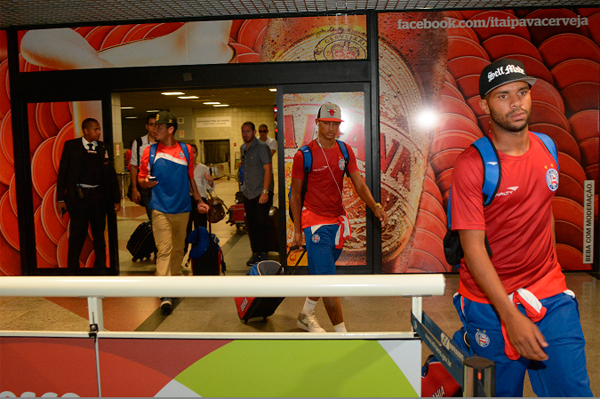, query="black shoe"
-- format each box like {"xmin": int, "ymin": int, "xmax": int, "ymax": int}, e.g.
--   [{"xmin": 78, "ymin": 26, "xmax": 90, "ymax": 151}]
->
[
  {"xmin": 246, "ymin": 253, "xmax": 261, "ymax": 267},
  {"xmin": 259, "ymin": 252, "xmax": 268, "ymax": 261},
  {"xmin": 160, "ymin": 297, "xmax": 172, "ymax": 315}
]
